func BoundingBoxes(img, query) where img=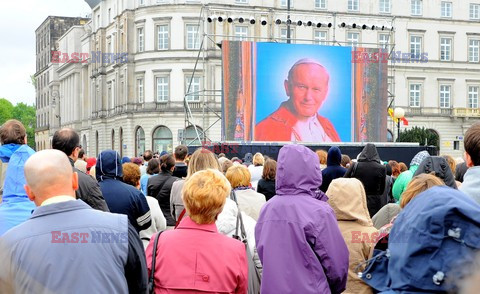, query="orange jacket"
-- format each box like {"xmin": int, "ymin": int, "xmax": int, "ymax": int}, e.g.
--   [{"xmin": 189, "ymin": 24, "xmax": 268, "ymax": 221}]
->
[{"xmin": 255, "ymin": 102, "xmax": 341, "ymax": 142}]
